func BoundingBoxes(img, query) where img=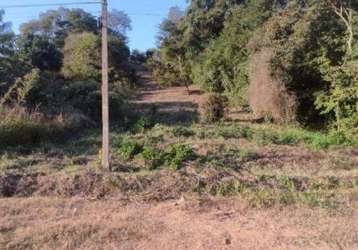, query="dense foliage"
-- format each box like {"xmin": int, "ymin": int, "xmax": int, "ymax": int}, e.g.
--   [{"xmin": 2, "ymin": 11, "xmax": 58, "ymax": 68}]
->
[
  {"xmin": 0, "ymin": 7, "xmax": 136, "ymax": 125},
  {"xmin": 0, "ymin": 8, "xmax": 138, "ymax": 147},
  {"xmin": 151, "ymin": 0, "xmax": 358, "ymax": 137}
]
